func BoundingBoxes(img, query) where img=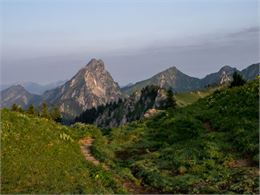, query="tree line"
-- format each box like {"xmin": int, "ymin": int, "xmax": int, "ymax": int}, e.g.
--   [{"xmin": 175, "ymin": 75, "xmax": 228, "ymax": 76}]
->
[{"xmin": 10, "ymin": 102, "xmax": 62, "ymax": 122}]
